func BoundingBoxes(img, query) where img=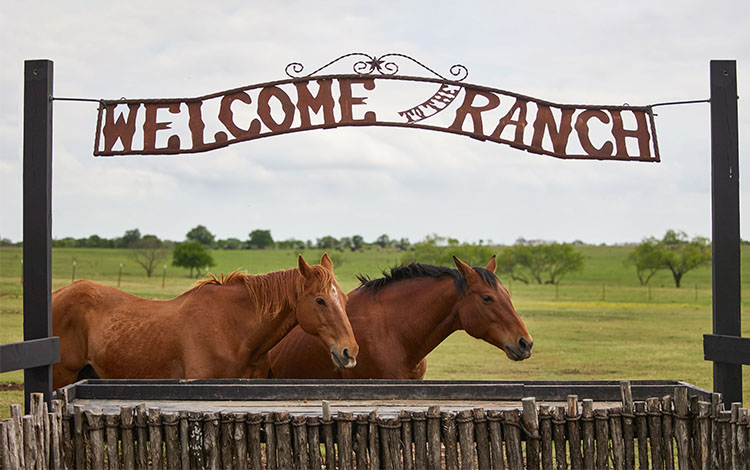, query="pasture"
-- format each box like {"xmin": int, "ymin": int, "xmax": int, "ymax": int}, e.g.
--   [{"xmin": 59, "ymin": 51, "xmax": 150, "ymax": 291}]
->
[{"xmin": 1, "ymin": 244, "xmax": 748, "ymax": 418}]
